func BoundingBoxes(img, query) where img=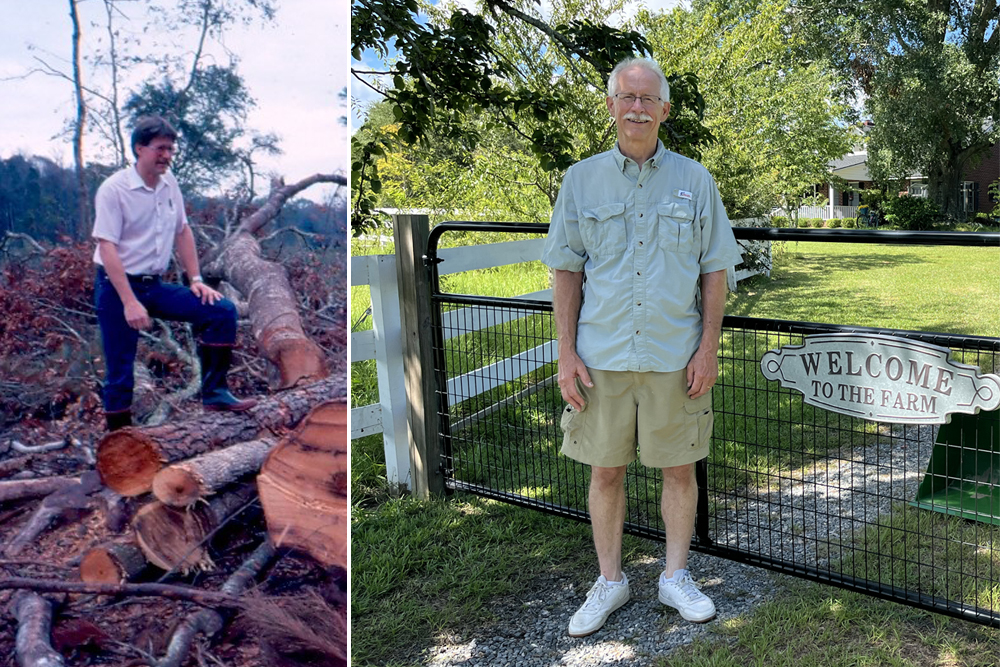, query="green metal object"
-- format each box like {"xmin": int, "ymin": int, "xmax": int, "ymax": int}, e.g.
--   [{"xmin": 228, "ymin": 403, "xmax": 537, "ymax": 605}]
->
[{"xmin": 911, "ymin": 410, "xmax": 1000, "ymax": 525}]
